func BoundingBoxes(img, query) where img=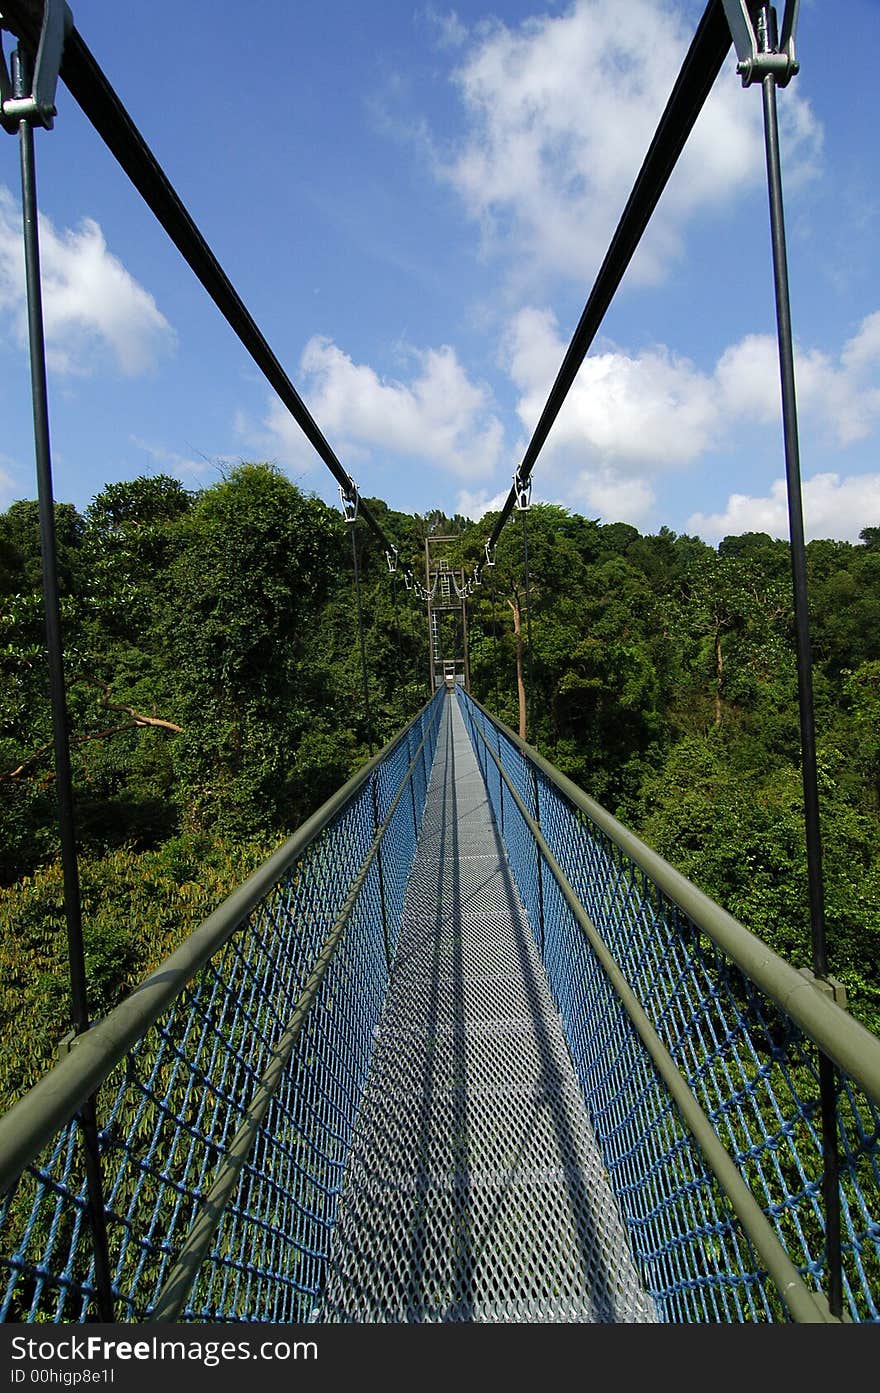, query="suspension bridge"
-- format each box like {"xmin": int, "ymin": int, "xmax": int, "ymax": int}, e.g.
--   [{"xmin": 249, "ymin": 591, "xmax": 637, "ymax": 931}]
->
[{"xmin": 1, "ymin": 0, "xmax": 879, "ymax": 1326}]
